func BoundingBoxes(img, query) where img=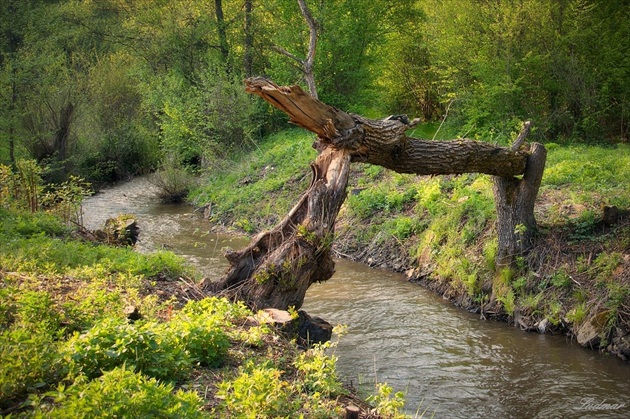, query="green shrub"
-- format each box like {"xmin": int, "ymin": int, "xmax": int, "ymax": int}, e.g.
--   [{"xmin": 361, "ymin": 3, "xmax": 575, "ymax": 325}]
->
[
  {"xmin": 171, "ymin": 316, "xmax": 230, "ymax": 368},
  {"xmin": 216, "ymin": 361, "xmax": 297, "ymax": 417},
  {"xmin": 294, "ymin": 342, "xmax": 344, "ymax": 397},
  {"xmin": 180, "ymin": 297, "xmax": 251, "ymax": 322},
  {"xmin": 38, "ymin": 367, "xmax": 206, "ymax": 418},
  {"xmin": 66, "ymin": 318, "xmax": 191, "ymax": 382},
  {"xmin": 0, "ymin": 324, "xmax": 65, "ymax": 408},
  {"xmin": 15, "ymin": 290, "xmax": 62, "ymax": 331},
  {"xmin": 550, "ymin": 269, "xmax": 572, "ymax": 289},
  {"xmin": 366, "ymin": 383, "xmax": 407, "ymax": 419},
  {"xmin": 150, "ymin": 157, "xmax": 196, "ymax": 203}
]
